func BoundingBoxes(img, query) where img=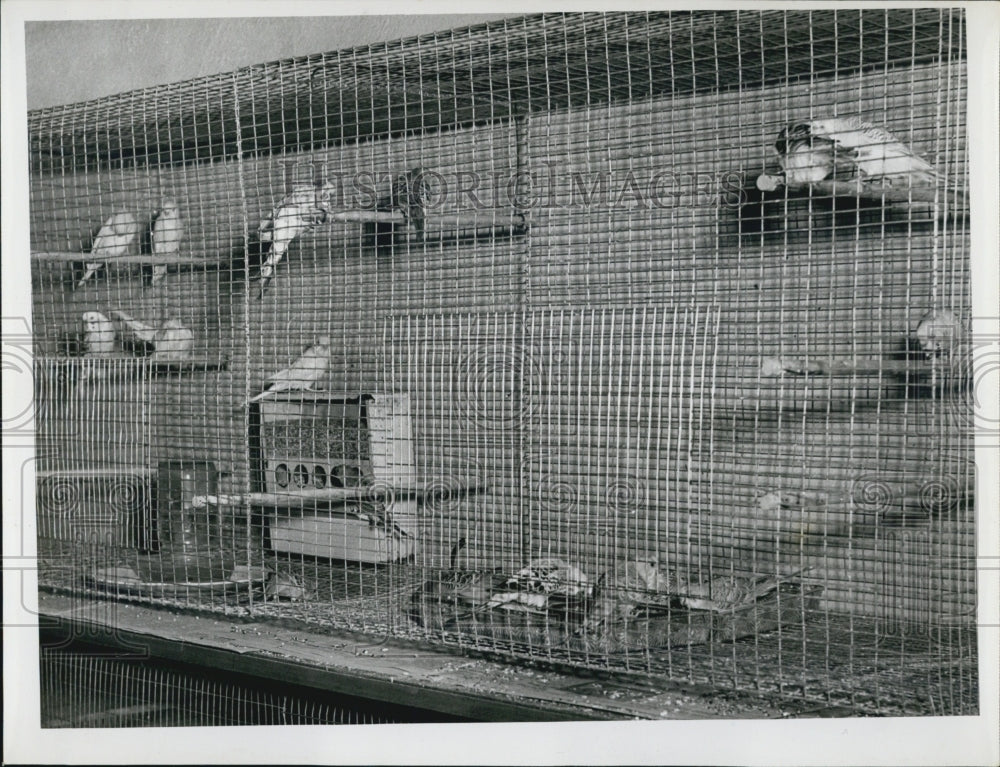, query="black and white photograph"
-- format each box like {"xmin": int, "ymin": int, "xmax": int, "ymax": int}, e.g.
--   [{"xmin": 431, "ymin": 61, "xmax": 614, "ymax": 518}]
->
[{"xmin": 2, "ymin": 2, "xmax": 998, "ymax": 764}]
